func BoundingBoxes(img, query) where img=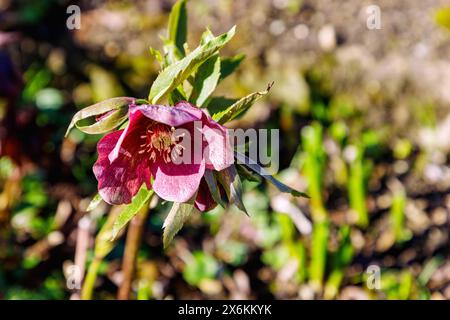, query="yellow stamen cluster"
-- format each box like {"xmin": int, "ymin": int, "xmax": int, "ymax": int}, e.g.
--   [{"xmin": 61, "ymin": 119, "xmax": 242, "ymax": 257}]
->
[{"xmin": 138, "ymin": 124, "xmax": 185, "ymax": 163}]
